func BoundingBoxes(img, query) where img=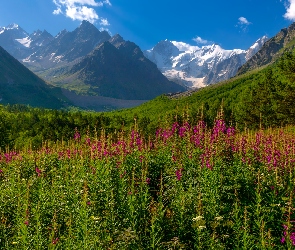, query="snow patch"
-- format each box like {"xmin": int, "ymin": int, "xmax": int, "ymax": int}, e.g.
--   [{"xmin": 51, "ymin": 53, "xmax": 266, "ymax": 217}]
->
[{"xmin": 15, "ymin": 37, "xmax": 32, "ymax": 48}]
